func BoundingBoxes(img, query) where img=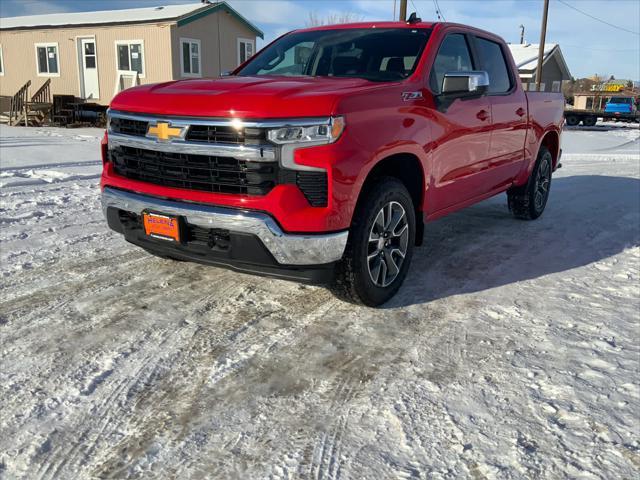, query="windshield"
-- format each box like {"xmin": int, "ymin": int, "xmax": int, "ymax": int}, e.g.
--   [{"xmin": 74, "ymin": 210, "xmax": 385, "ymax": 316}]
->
[
  {"xmin": 236, "ymin": 28, "xmax": 432, "ymax": 82},
  {"xmin": 609, "ymin": 97, "xmax": 632, "ymax": 104}
]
